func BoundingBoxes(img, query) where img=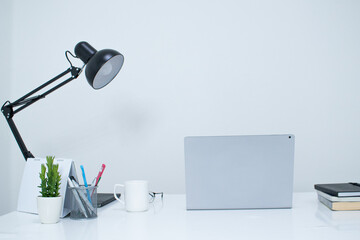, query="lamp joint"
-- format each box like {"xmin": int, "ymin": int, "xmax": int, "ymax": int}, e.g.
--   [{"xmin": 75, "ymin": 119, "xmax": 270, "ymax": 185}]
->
[
  {"xmin": 1, "ymin": 103, "xmax": 13, "ymax": 119},
  {"xmin": 70, "ymin": 67, "xmax": 81, "ymax": 78}
]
